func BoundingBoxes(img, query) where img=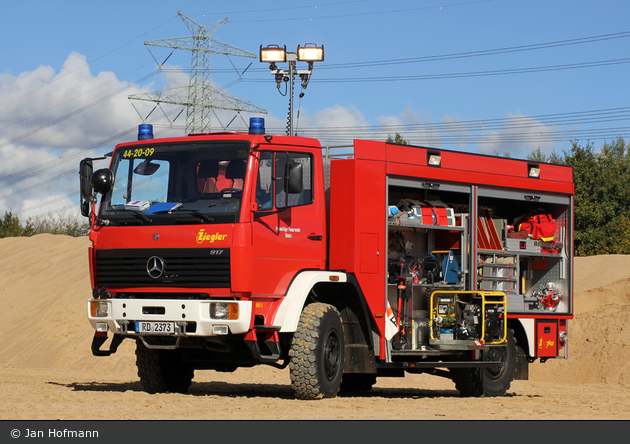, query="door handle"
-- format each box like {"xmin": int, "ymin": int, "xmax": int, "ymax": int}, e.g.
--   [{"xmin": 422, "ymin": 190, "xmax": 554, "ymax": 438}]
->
[{"xmin": 308, "ymin": 234, "xmax": 323, "ymax": 241}]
